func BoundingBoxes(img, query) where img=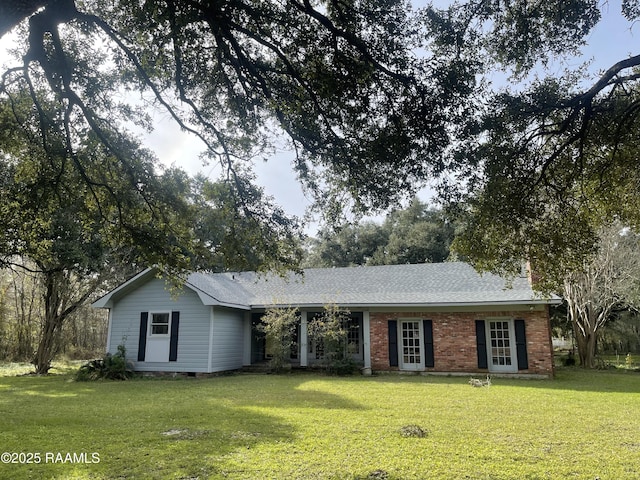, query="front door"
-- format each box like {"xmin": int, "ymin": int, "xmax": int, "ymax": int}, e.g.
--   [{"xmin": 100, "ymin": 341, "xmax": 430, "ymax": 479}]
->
[
  {"xmin": 487, "ymin": 320, "xmax": 517, "ymax": 372},
  {"xmin": 146, "ymin": 312, "xmax": 171, "ymax": 362},
  {"xmin": 400, "ymin": 320, "xmax": 423, "ymax": 371}
]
